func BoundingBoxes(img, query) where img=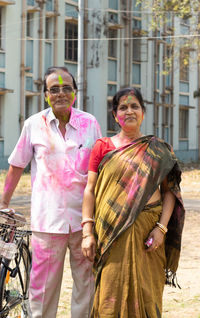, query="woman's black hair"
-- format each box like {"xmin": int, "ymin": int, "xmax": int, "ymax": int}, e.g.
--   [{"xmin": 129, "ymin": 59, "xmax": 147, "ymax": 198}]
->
[
  {"xmin": 112, "ymin": 87, "xmax": 146, "ymax": 113},
  {"xmin": 43, "ymin": 66, "xmax": 77, "ymax": 92}
]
